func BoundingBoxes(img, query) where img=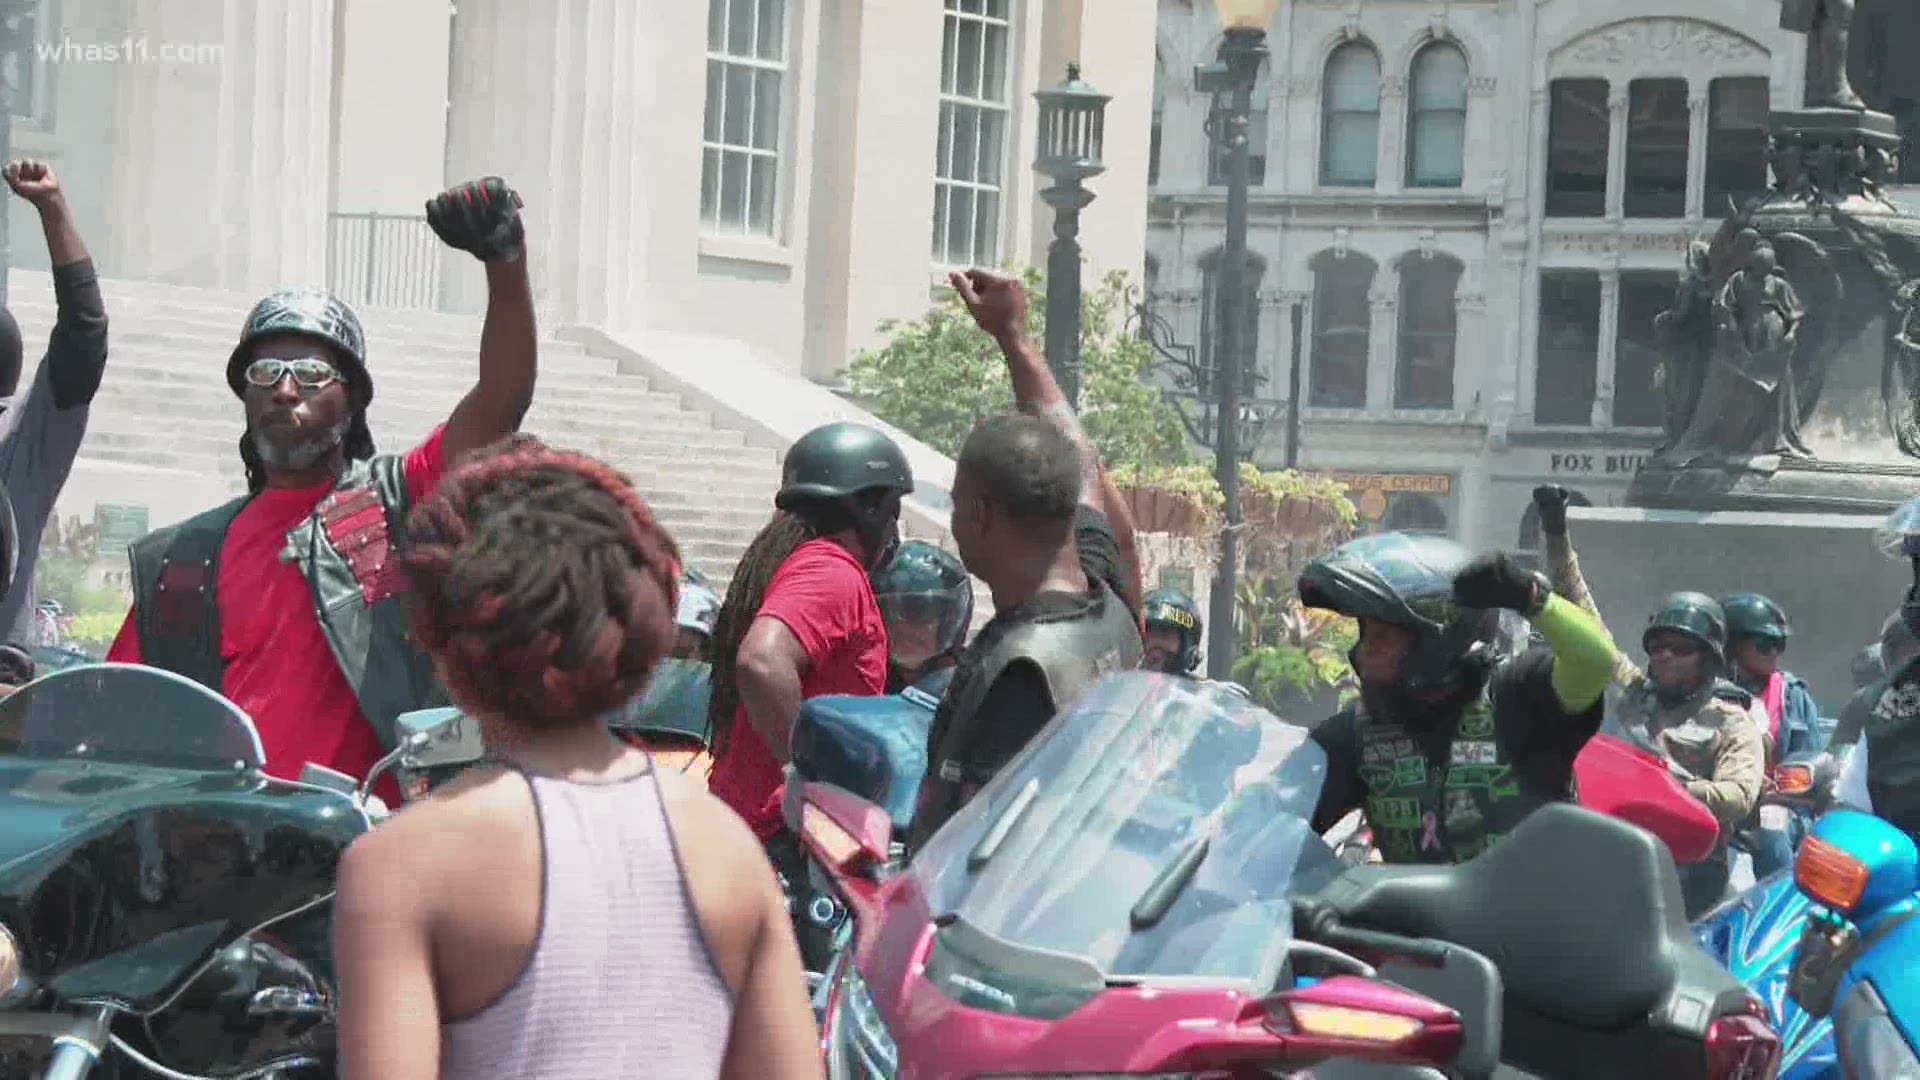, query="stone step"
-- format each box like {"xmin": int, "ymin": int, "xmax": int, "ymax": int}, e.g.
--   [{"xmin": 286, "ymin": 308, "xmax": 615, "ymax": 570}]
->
[
  {"xmin": 9, "ymin": 274, "xmax": 490, "ymax": 335},
  {"xmin": 78, "ymin": 427, "xmax": 780, "ymax": 471},
  {"xmin": 8, "ymin": 301, "xmax": 557, "ymax": 358},
  {"xmin": 103, "ymin": 328, "xmax": 617, "ymax": 375},
  {"xmin": 89, "ymin": 354, "xmax": 661, "ymax": 400}
]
